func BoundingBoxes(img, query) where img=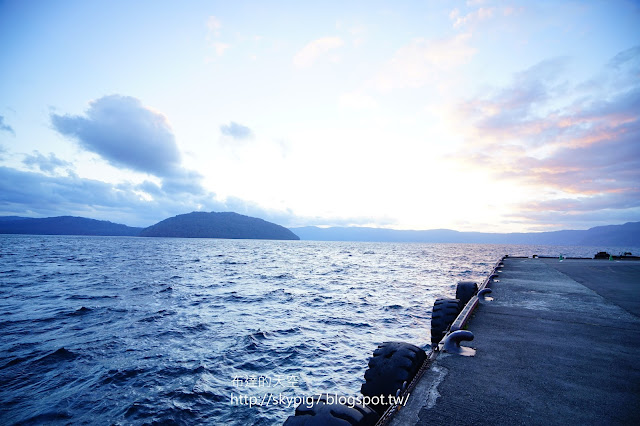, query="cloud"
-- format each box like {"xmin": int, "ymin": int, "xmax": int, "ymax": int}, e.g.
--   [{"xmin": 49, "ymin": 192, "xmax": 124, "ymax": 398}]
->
[
  {"xmin": 211, "ymin": 41, "xmax": 230, "ymax": 56},
  {"xmin": 23, "ymin": 151, "xmax": 72, "ymax": 174},
  {"xmin": 206, "ymin": 16, "xmax": 230, "ymax": 57},
  {"xmin": 338, "ymin": 92, "xmax": 378, "ymax": 110},
  {"xmin": 449, "ymin": 4, "xmax": 521, "ymax": 30},
  {"xmin": 453, "ymin": 48, "xmax": 640, "ymax": 227},
  {"xmin": 450, "ymin": 7, "xmax": 495, "ymax": 29},
  {"xmin": 51, "ymin": 95, "xmax": 182, "ymax": 178},
  {"xmin": 0, "ymin": 165, "xmax": 297, "ymax": 227},
  {"xmin": 4, "ymin": 153, "xmax": 392, "ymax": 229},
  {"xmin": 160, "ymin": 169, "xmax": 207, "ymax": 195},
  {"xmin": 348, "ymin": 24, "xmax": 366, "ymax": 47},
  {"xmin": 499, "ymin": 124, "xmax": 640, "ymax": 197},
  {"xmin": 0, "ymin": 115, "xmax": 15, "ymax": 135},
  {"xmin": 581, "ymin": 45, "xmax": 640, "ymax": 96},
  {"xmin": 522, "ymin": 190, "xmax": 640, "ymax": 214},
  {"xmin": 0, "ymin": 166, "xmax": 154, "ymax": 225},
  {"xmin": 50, "ymin": 94, "xmax": 218, "ymax": 205},
  {"xmin": 371, "ymin": 33, "xmax": 476, "ymax": 91},
  {"xmin": 293, "ymin": 36, "xmax": 344, "ymax": 68},
  {"xmin": 0, "ymin": 163, "xmax": 395, "ymax": 230},
  {"xmin": 508, "ymin": 192, "xmax": 640, "ymax": 231},
  {"xmin": 207, "ymin": 16, "xmax": 222, "ymax": 35},
  {"xmin": 220, "ymin": 121, "xmax": 254, "ymax": 140},
  {"xmin": 41, "ymin": 95, "xmax": 335, "ymax": 227},
  {"xmin": 607, "ymin": 45, "xmax": 640, "ymax": 70},
  {"xmin": 460, "ymin": 57, "xmax": 569, "ymax": 142}
]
